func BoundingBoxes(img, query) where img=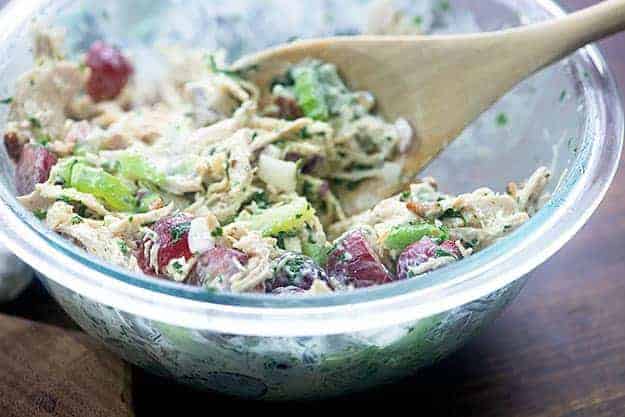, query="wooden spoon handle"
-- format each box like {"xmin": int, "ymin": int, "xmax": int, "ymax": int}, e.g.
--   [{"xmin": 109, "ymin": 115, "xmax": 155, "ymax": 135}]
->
[{"xmin": 503, "ymin": 0, "xmax": 625, "ymax": 76}]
